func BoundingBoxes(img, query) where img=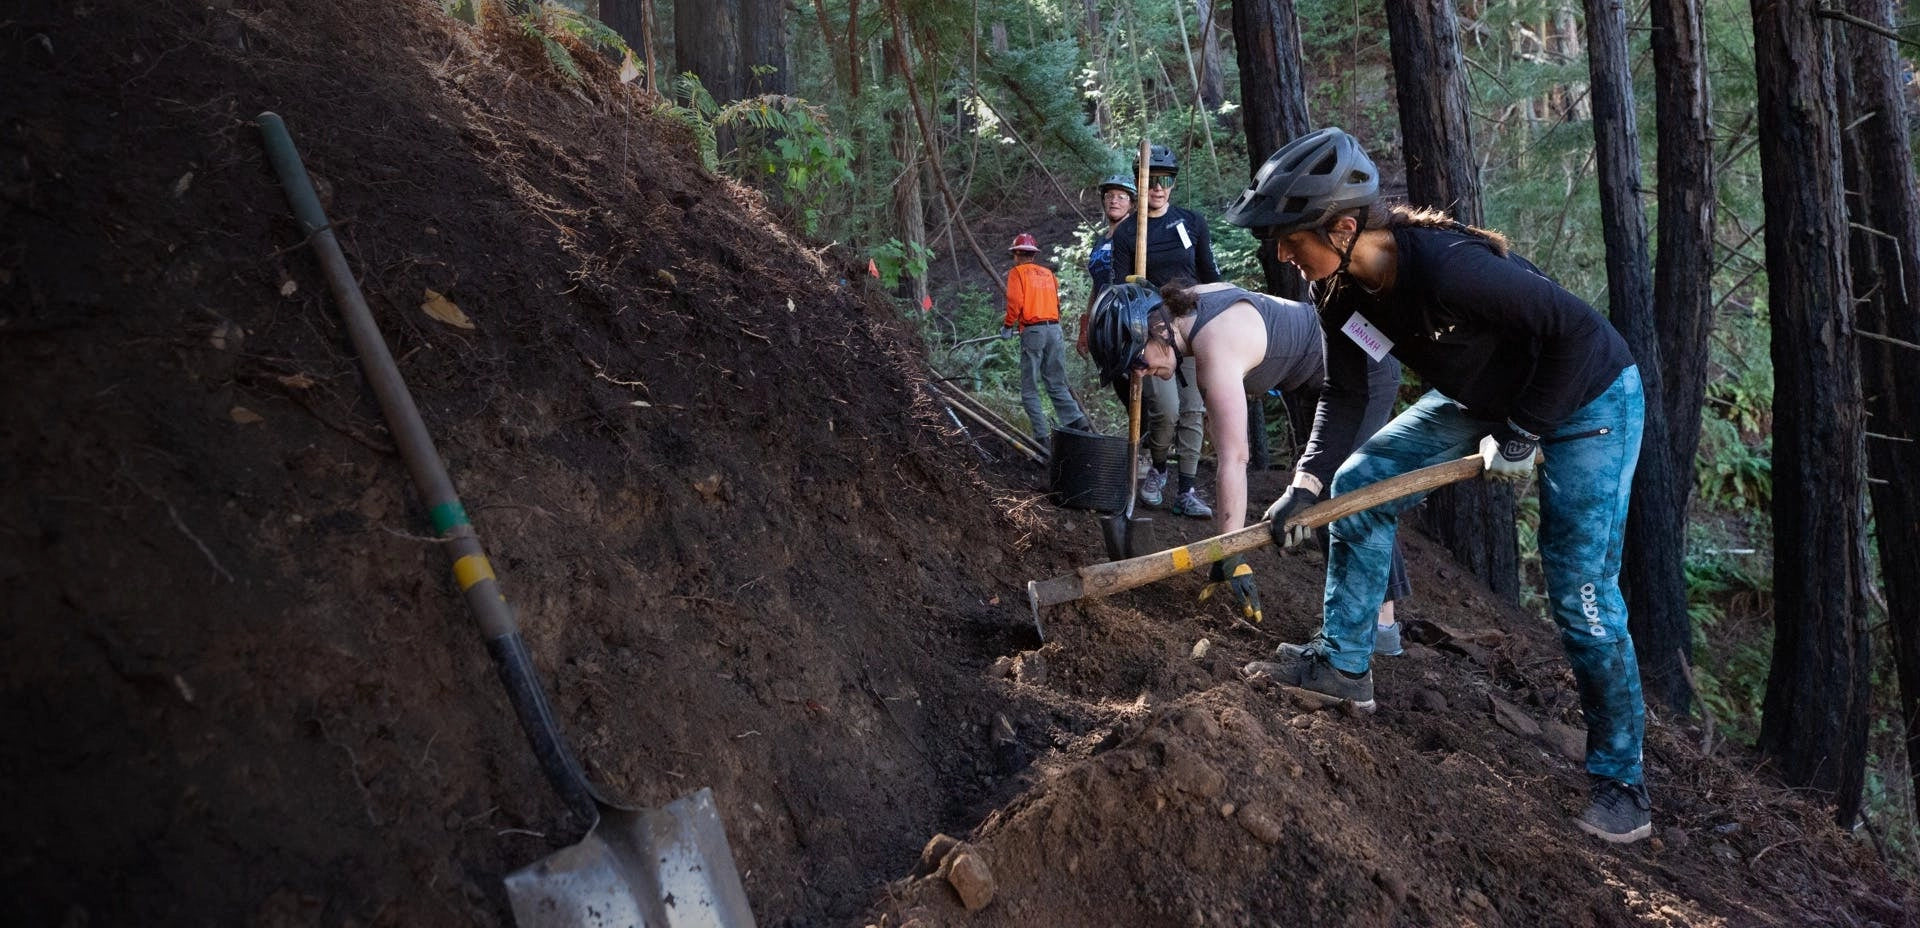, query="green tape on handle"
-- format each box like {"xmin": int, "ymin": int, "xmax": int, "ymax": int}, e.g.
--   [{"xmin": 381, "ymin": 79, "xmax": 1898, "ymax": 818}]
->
[{"xmin": 430, "ymin": 501, "xmax": 470, "ymax": 535}]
